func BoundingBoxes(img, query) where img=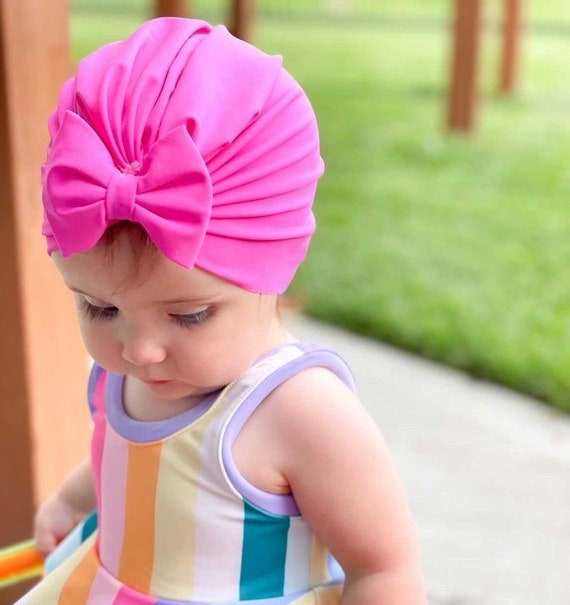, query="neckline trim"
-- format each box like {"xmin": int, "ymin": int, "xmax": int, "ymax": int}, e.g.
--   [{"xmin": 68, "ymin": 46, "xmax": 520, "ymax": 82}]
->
[{"xmin": 105, "ymin": 373, "xmax": 221, "ymax": 443}]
